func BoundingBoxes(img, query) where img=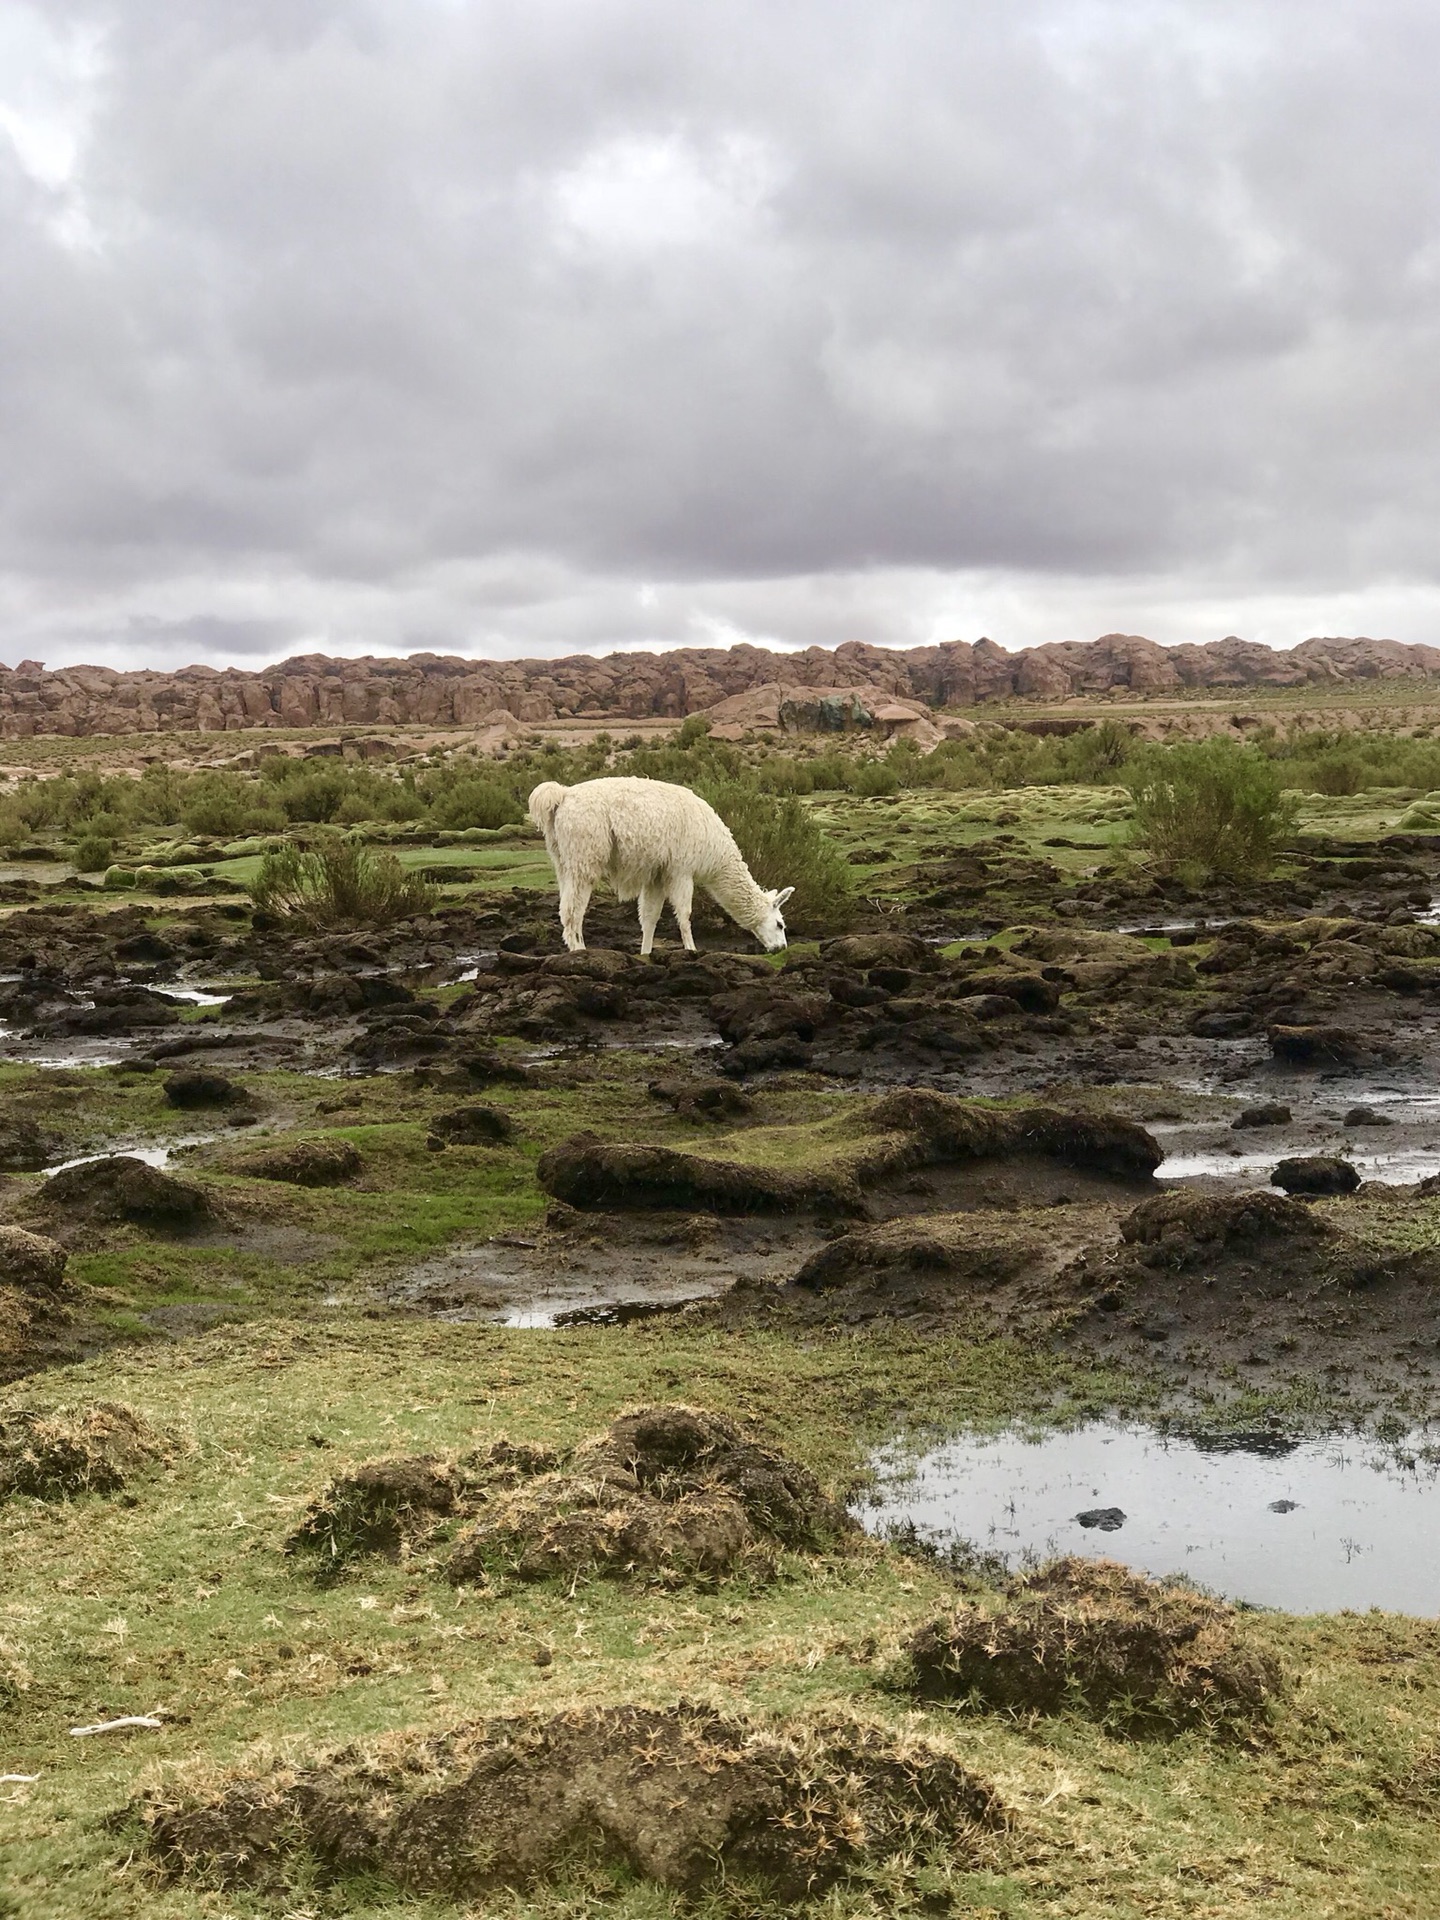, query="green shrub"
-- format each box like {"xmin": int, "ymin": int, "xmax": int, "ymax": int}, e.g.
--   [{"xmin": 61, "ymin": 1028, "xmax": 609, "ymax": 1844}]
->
[
  {"xmin": 700, "ymin": 779, "xmax": 853, "ymax": 932},
  {"xmin": 73, "ymin": 835, "xmax": 113, "ymax": 873},
  {"xmin": 429, "ymin": 778, "xmax": 524, "ymax": 831},
  {"xmin": 1126, "ymin": 739, "xmax": 1296, "ymax": 879},
  {"xmin": 250, "ymin": 837, "xmax": 436, "ymax": 928},
  {"xmin": 853, "ymin": 758, "xmax": 899, "ymax": 798}
]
